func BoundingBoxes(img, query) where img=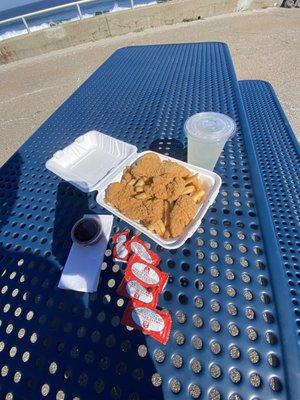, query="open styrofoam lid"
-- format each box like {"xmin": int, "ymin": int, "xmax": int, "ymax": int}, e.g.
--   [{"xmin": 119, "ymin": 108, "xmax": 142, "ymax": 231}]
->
[{"xmin": 45, "ymin": 131, "xmax": 137, "ymax": 192}]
